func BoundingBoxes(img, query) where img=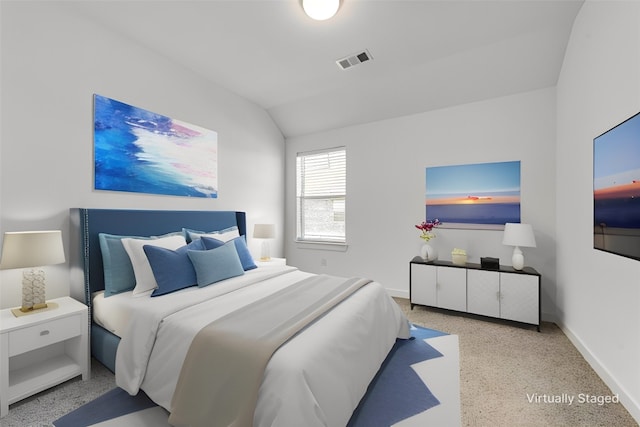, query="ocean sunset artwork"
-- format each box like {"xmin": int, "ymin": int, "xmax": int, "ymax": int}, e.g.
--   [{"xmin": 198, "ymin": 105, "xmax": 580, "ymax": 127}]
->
[
  {"xmin": 593, "ymin": 111, "xmax": 640, "ymax": 261},
  {"xmin": 94, "ymin": 94, "xmax": 218, "ymax": 198},
  {"xmin": 425, "ymin": 161, "xmax": 521, "ymax": 228},
  {"xmin": 593, "ymin": 113, "xmax": 640, "ymax": 230}
]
